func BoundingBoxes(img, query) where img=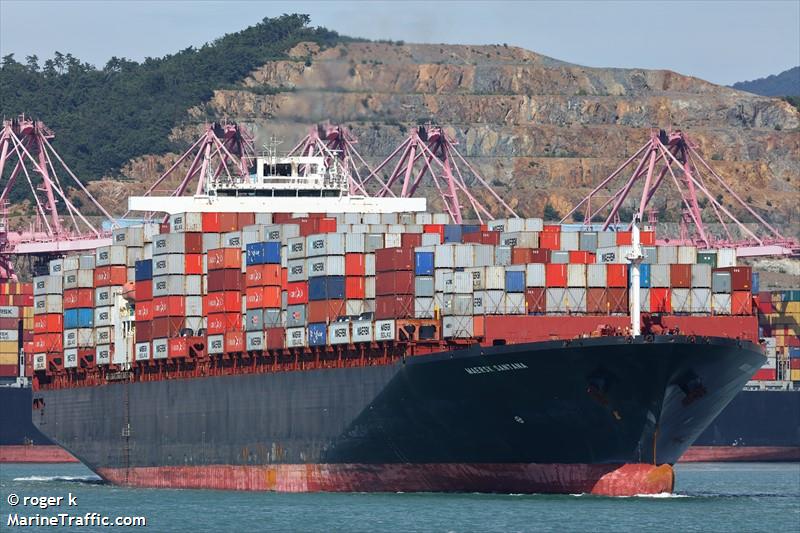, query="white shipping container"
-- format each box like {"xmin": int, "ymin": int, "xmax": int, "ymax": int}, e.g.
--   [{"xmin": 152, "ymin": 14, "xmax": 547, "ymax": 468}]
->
[
  {"xmin": 185, "ymin": 275, "xmax": 202, "ymax": 296},
  {"xmin": 0, "ymin": 306, "xmax": 19, "ymax": 318},
  {"xmin": 712, "ymin": 293, "xmax": 732, "ymax": 314},
  {"xmin": 112, "ymin": 226, "xmax": 145, "ymax": 247},
  {"xmin": 34, "ymin": 295, "xmax": 62, "ymax": 314},
  {"xmin": 152, "ymin": 338, "xmax": 168, "ymax": 359},
  {"xmin": 364, "ymin": 276, "xmax": 376, "ymax": 299},
  {"xmin": 442, "ymin": 315, "xmax": 473, "ymax": 338},
  {"xmin": 351, "ymin": 320, "xmax": 374, "ymax": 342},
  {"xmin": 63, "ymin": 329, "xmax": 78, "ymax": 349},
  {"xmin": 345, "ymin": 300, "xmax": 365, "ymax": 317},
  {"xmin": 48, "ymin": 258, "xmax": 64, "ymax": 276},
  {"xmin": 453, "ymin": 244, "xmax": 476, "ymax": 268},
  {"xmin": 691, "ymin": 264, "xmax": 712, "ymax": 288},
  {"xmin": 677, "ymin": 246, "xmax": 697, "ymax": 264},
  {"xmin": 62, "ymin": 256, "xmax": 80, "ymax": 271},
  {"xmin": 77, "ymin": 328, "xmax": 94, "ymax": 347},
  {"xmin": 96, "ymin": 245, "xmax": 127, "ymax": 267},
  {"xmin": 365, "ymin": 234, "xmax": 384, "ymax": 252},
  {"xmin": 95, "ymin": 286, "xmax": 123, "ymax": 307},
  {"xmin": 222, "ymin": 231, "xmax": 242, "ymax": 248},
  {"xmin": 0, "ymin": 329, "xmax": 18, "ymax": 341},
  {"xmin": 207, "ymin": 334, "xmax": 225, "ymax": 355},
  {"xmin": 473, "ymin": 245, "xmax": 495, "ymax": 267},
  {"xmin": 94, "ymin": 326, "xmax": 112, "ymax": 345},
  {"xmin": 34, "ymin": 275, "xmax": 62, "ymax": 296},
  {"xmin": 264, "ymin": 224, "xmax": 300, "ymax": 243},
  {"xmin": 716, "ymin": 249, "xmax": 737, "ymax": 268},
  {"xmin": 96, "ymin": 345, "xmax": 111, "ymax": 365},
  {"xmin": 255, "ymin": 213, "xmax": 273, "ymax": 225},
  {"xmin": 170, "ymin": 212, "xmax": 203, "ymax": 233},
  {"xmin": 306, "ymin": 256, "xmax": 345, "ymax": 277},
  {"xmin": 345, "ymin": 233, "xmax": 366, "ymax": 253},
  {"xmin": 586, "ymin": 264, "xmax": 607, "ymax": 288},
  {"xmin": 415, "ymin": 212, "xmax": 433, "ymax": 225},
  {"xmin": 202, "ymin": 233, "xmax": 221, "ymax": 253},
  {"xmin": 524, "ymin": 218, "xmax": 544, "ymax": 232},
  {"xmin": 135, "ymin": 342, "xmax": 150, "ymax": 361},
  {"xmin": 434, "ymin": 269, "xmax": 455, "ymax": 292},
  {"xmin": 286, "ymin": 236, "xmax": 306, "ymax": 259},
  {"xmin": 421, "ymin": 233, "xmax": 440, "ymax": 246},
  {"xmin": 384, "ymin": 233, "xmax": 402, "ymax": 248},
  {"xmin": 126, "ymin": 247, "xmax": 144, "ymax": 267},
  {"xmin": 153, "ymin": 254, "xmax": 186, "ymax": 276},
  {"xmin": 501, "ymin": 231, "xmax": 539, "ymax": 248},
  {"xmin": 525, "ymin": 264, "xmax": 546, "ymax": 287},
  {"xmin": 671, "ymin": 289, "xmax": 691, "ymax": 313},
  {"xmin": 64, "ymin": 348, "xmax": 78, "ymax": 369},
  {"xmin": 415, "ymin": 276, "xmax": 435, "ymax": 297},
  {"xmin": 306, "ymin": 233, "xmax": 345, "ymax": 256},
  {"xmin": 79, "ymin": 255, "xmax": 95, "ymax": 270},
  {"xmin": 434, "ymin": 245, "xmax": 456, "ymax": 268},
  {"xmin": 375, "ymin": 319, "xmax": 396, "ymax": 341},
  {"xmin": 567, "ymin": 264, "xmax": 587, "ymax": 287},
  {"xmin": 465, "ymin": 267, "xmax": 485, "ymax": 290},
  {"xmin": 495, "ymin": 246, "xmax": 512, "ymax": 266},
  {"xmin": 246, "ymin": 331, "xmax": 265, "ymax": 351},
  {"xmin": 596, "ymin": 246, "xmax": 633, "ymax": 264},
  {"xmin": 559, "ymin": 231, "xmax": 580, "ymax": 251},
  {"xmin": 33, "ymin": 353, "xmax": 46, "ymax": 371},
  {"xmin": 185, "ymin": 296, "xmax": 203, "ymax": 316},
  {"xmin": 94, "ymin": 306, "xmax": 111, "ymax": 328},
  {"xmin": 381, "ymin": 213, "xmax": 399, "ymax": 225},
  {"xmin": 442, "ymin": 294, "xmax": 473, "ymax": 315},
  {"xmin": 286, "ymin": 259, "xmax": 307, "ymax": 282},
  {"xmin": 448, "ymin": 272, "xmax": 473, "ymax": 294},
  {"xmin": 690, "ymin": 288, "xmax": 711, "ymax": 313},
  {"xmin": 650, "ymin": 264, "xmax": 671, "ymax": 288},
  {"xmin": 597, "ymin": 232, "xmax": 616, "ymax": 248},
  {"xmin": 286, "ymin": 327, "xmax": 307, "ymax": 347},
  {"xmin": 362, "ymin": 213, "xmax": 381, "ymax": 225},
  {"xmin": 477, "ymin": 290, "xmax": 504, "ymax": 314},
  {"xmin": 328, "ymin": 323, "xmax": 351, "ymax": 345},
  {"xmin": 503, "ymin": 293, "xmax": 526, "ymax": 314},
  {"xmin": 657, "ymin": 246, "xmax": 678, "ymax": 264},
  {"xmin": 415, "ymin": 297, "xmax": 436, "ymax": 318},
  {"xmin": 344, "ymin": 213, "xmax": 362, "ymax": 225}
]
